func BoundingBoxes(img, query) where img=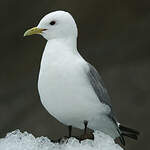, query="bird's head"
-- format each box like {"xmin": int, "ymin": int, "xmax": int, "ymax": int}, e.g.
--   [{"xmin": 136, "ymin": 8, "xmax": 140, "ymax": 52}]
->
[{"xmin": 24, "ymin": 11, "xmax": 78, "ymax": 40}]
